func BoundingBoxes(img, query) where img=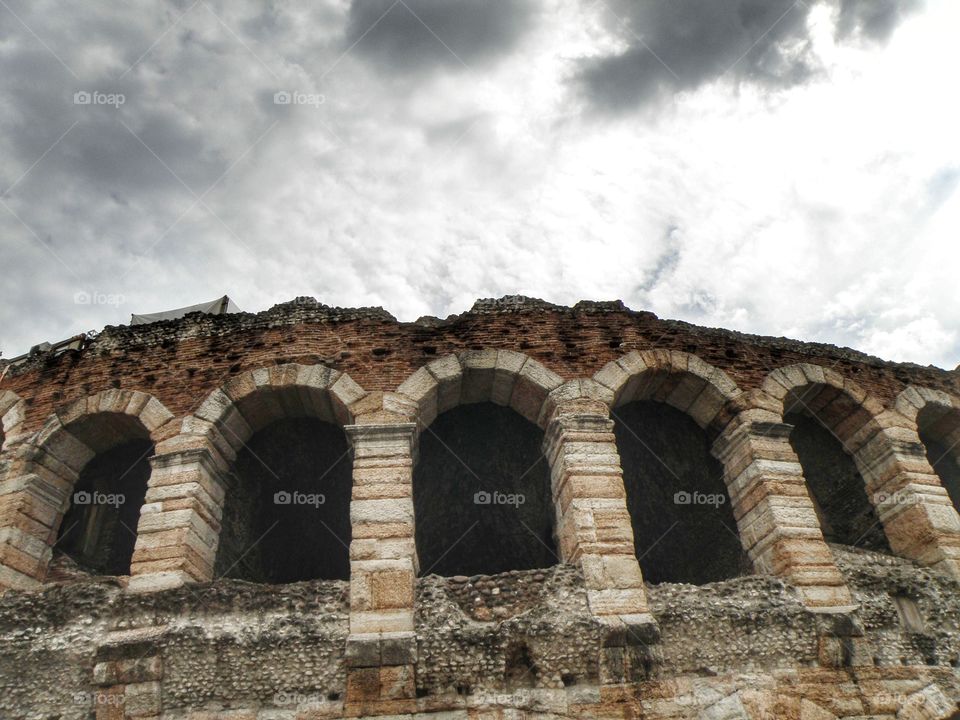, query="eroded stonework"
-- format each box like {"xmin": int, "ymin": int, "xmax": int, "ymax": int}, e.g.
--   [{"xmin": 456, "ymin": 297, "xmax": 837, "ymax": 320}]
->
[{"xmin": 0, "ymin": 296, "xmax": 959, "ymax": 719}]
